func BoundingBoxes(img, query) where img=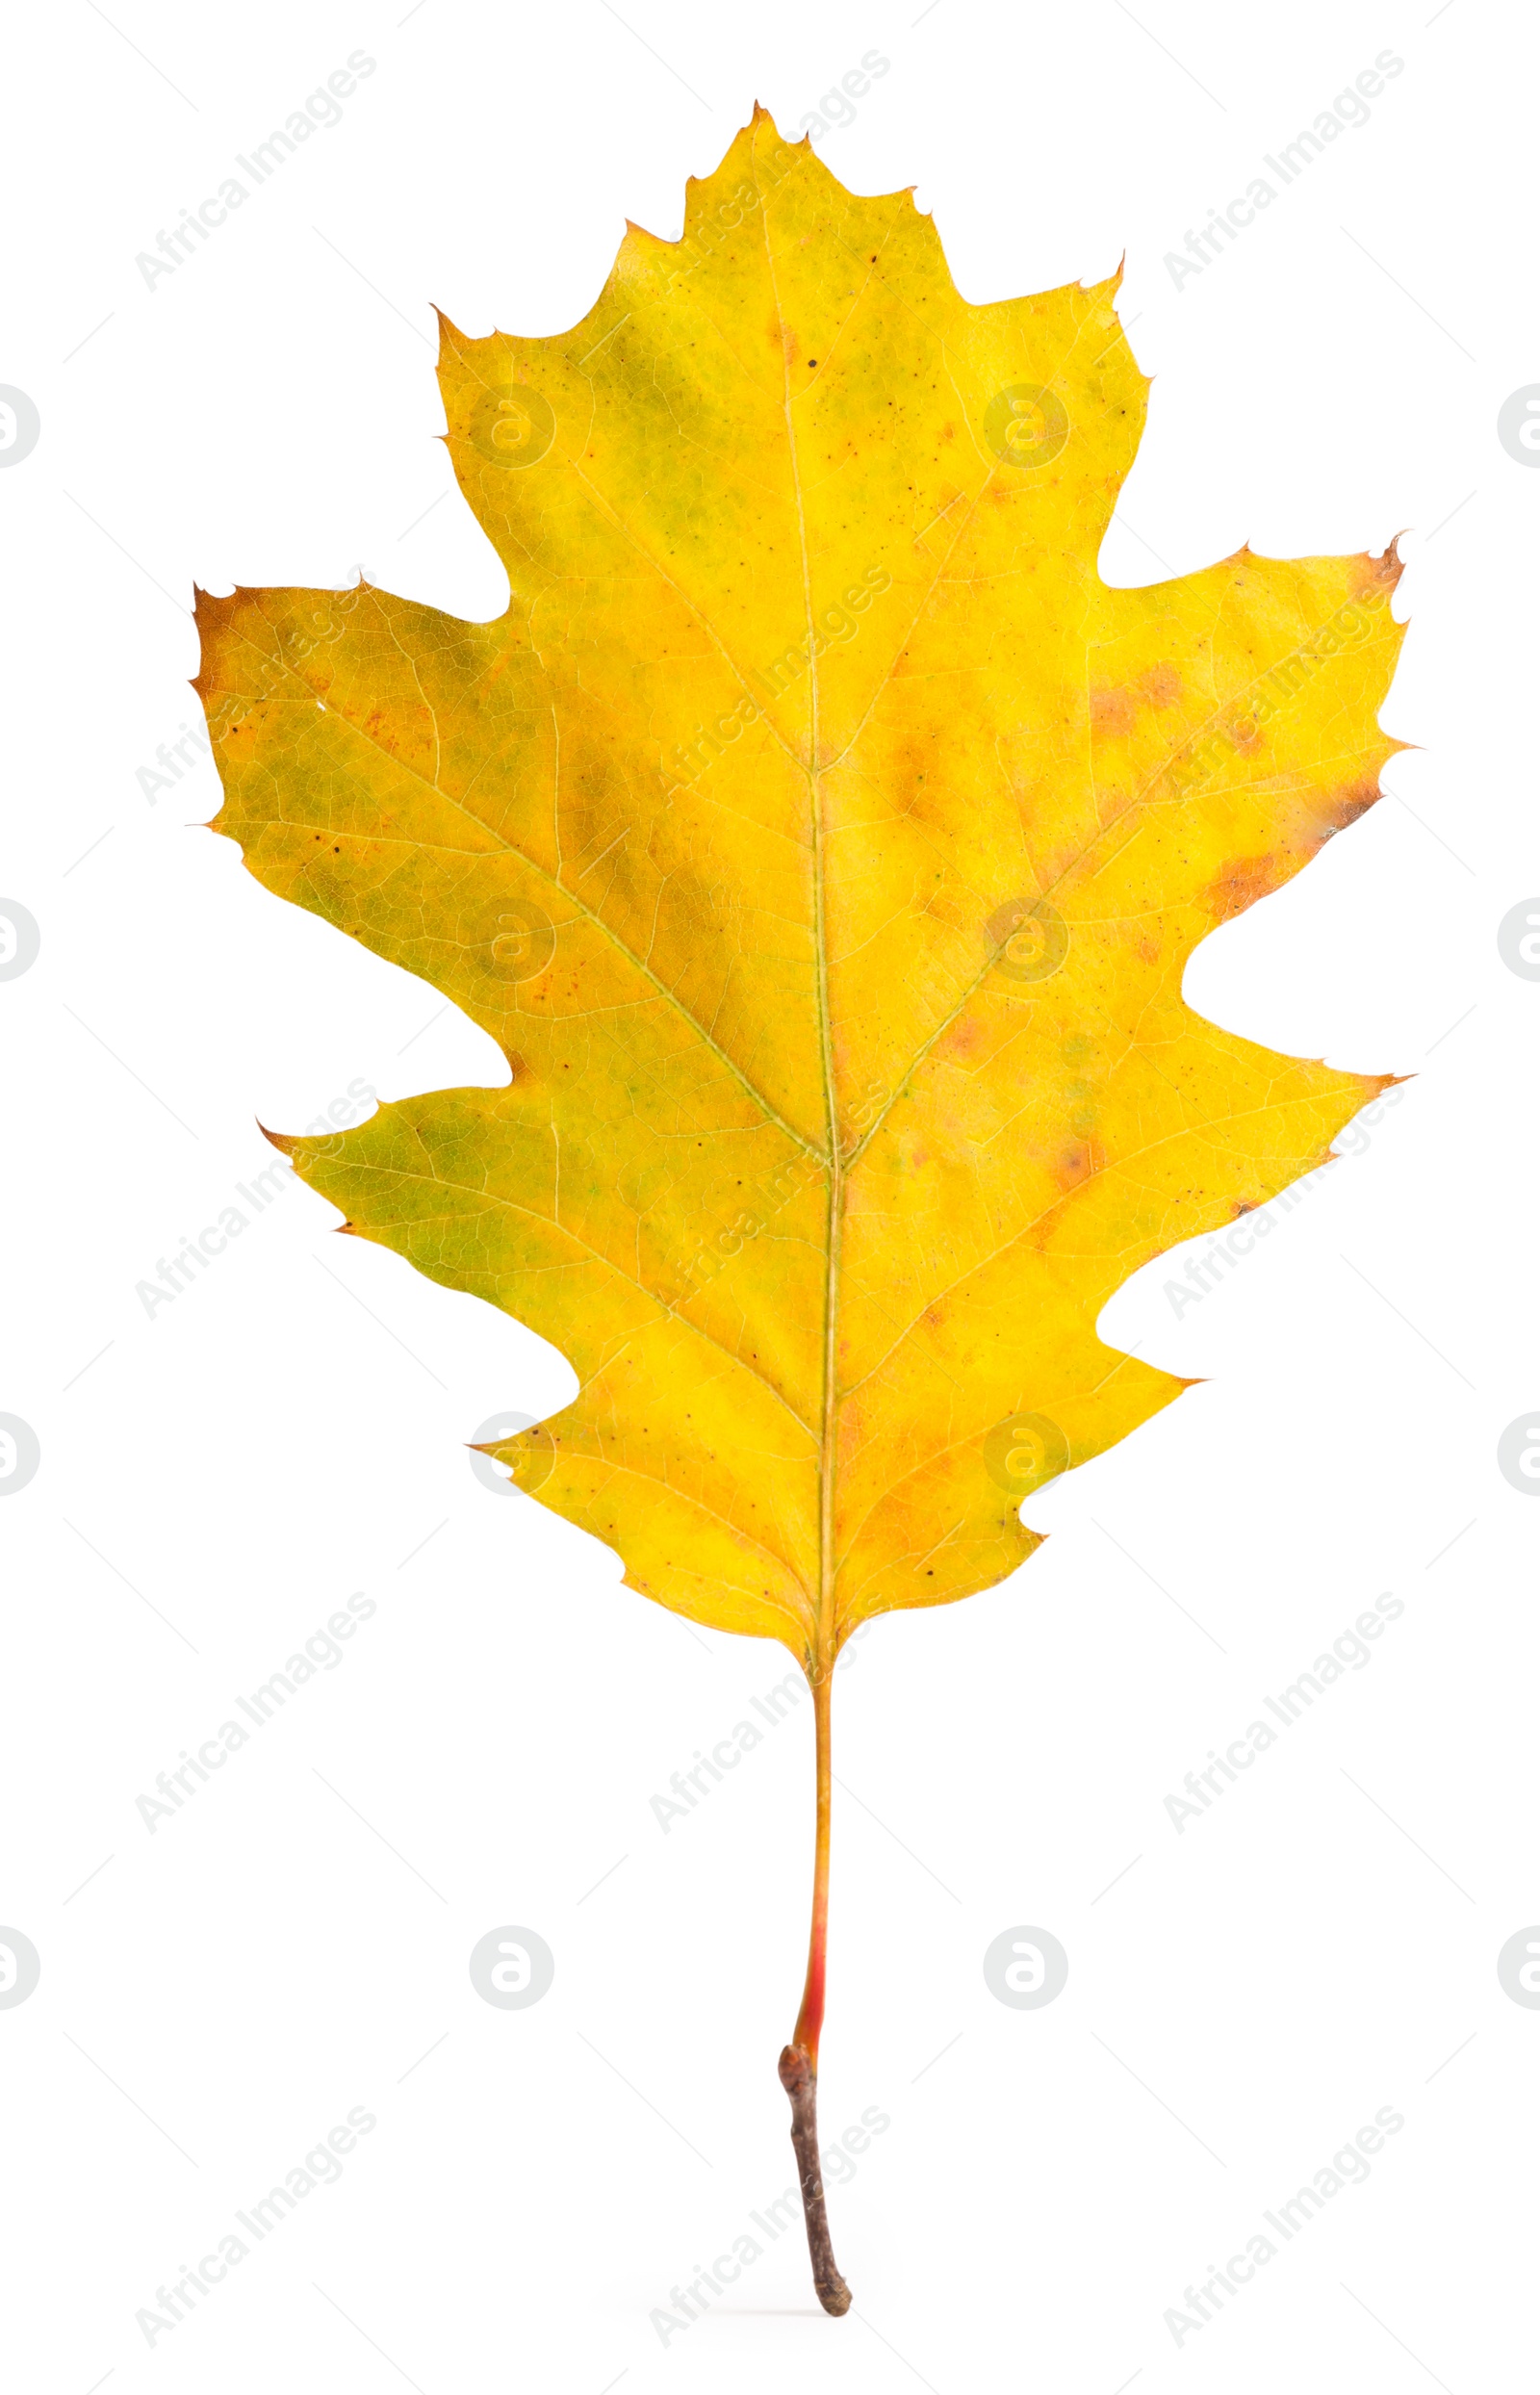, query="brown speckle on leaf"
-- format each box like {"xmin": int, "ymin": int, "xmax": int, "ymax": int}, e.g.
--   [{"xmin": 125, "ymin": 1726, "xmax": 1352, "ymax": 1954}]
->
[
  {"xmin": 1348, "ymin": 540, "xmax": 1405, "ymax": 601},
  {"xmin": 1300, "ymin": 778, "xmax": 1382, "ymax": 849},
  {"xmin": 1140, "ymin": 663, "xmax": 1182, "ymax": 708},
  {"xmin": 1326, "ymin": 779, "xmax": 1380, "ymax": 831},
  {"xmin": 1090, "ymin": 685, "xmax": 1138, "ymax": 737},
  {"xmin": 1202, "ymin": 855, "xmax": 1280, "ymax": 921}
]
